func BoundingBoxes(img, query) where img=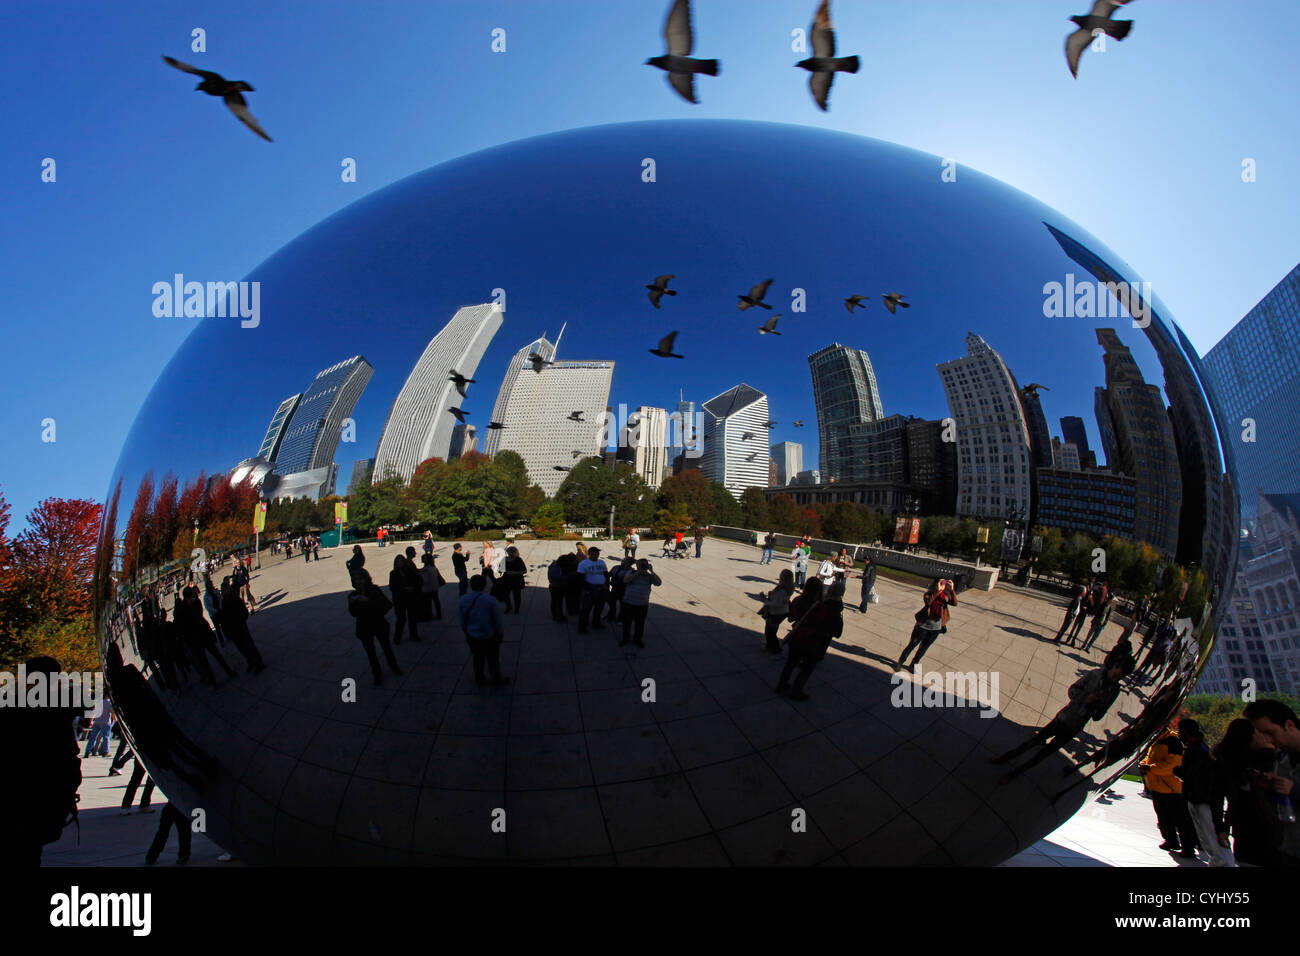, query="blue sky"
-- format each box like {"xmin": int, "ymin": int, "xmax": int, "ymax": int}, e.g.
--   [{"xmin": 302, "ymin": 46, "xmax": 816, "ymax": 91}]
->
[{"xmin": 2, "ymin": 0, "xmax": 1297, "ymax": 528}]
